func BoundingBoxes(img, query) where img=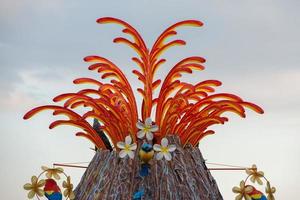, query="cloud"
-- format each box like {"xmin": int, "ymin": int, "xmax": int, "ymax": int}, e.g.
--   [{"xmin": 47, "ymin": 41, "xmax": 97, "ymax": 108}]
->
[
  {"xmin": 0, "ymin": 0, "xmax": 65, "ymax": 22},
  {"xmin": 0, "ymin": 67, "xmax": 77, "ymax": 111}
]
